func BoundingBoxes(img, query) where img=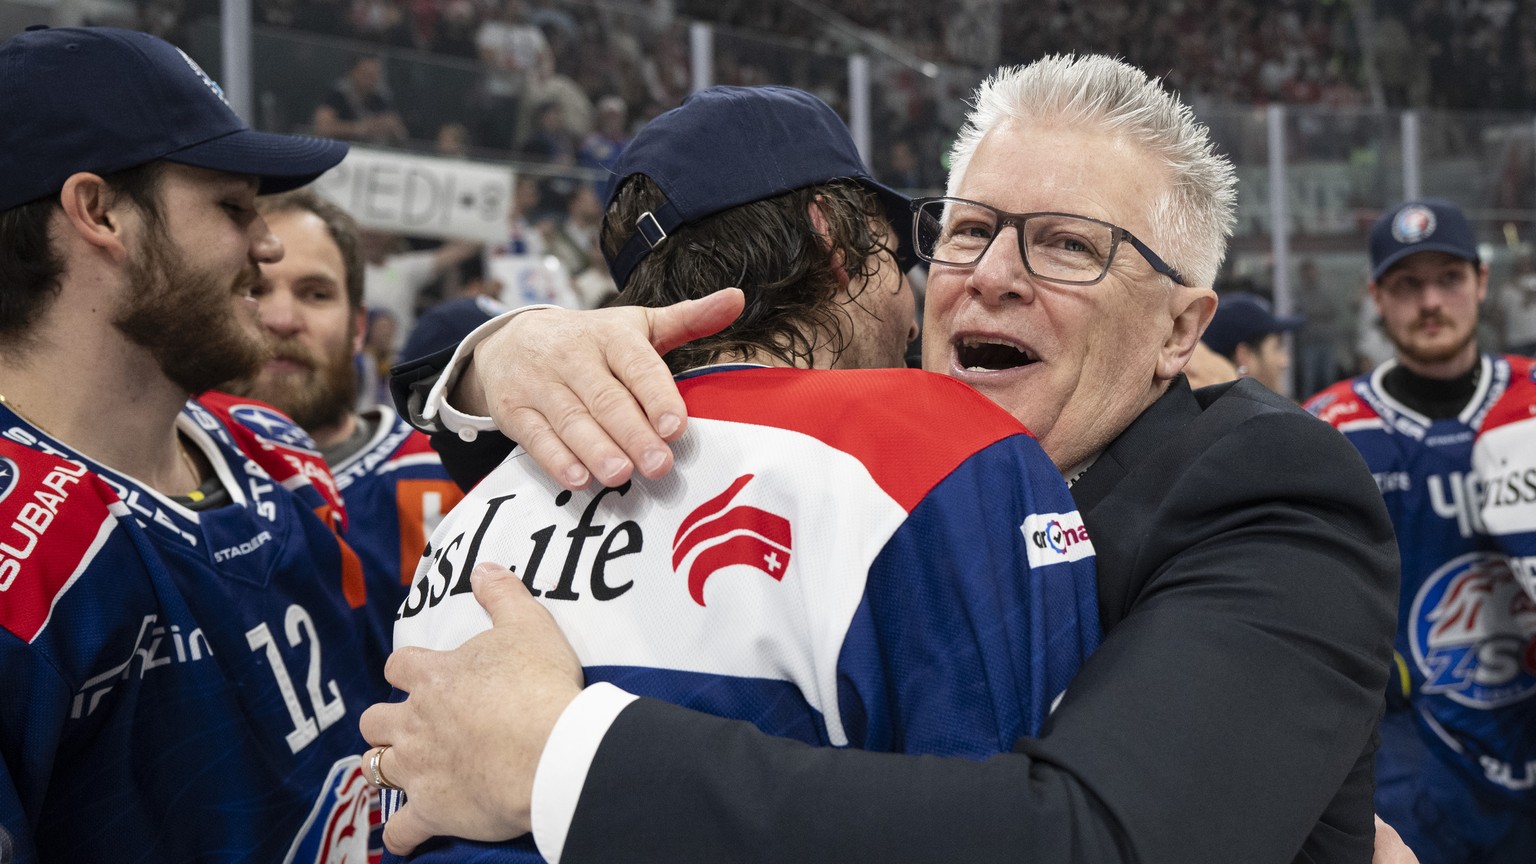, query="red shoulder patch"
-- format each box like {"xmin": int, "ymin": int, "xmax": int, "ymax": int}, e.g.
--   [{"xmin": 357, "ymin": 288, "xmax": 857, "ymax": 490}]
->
[
  {"xmin": 0, "ymin": 443, "xmax": 123, "ymax": 642},
  {"xmin": 196, "ymin": 393, "xmax": 348, "ymax": 531},
  {"xmin": 393, "ymin": 429, "xmax": 439, "ymax": 459},
  {"xmin": 196, "ymin": 394, "xmax": 364, "ymax": 606},
  {"xmin": 1303, "ymin": 380, "xmax": 1377, "ymax": 429},
  {"xmin": 679, "ymin": 368, "xmax": 1029, "ymax": 512},
  {"xmin": 1483, "ymin": 355, "xmax": 1536, "ymax": 432}
]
